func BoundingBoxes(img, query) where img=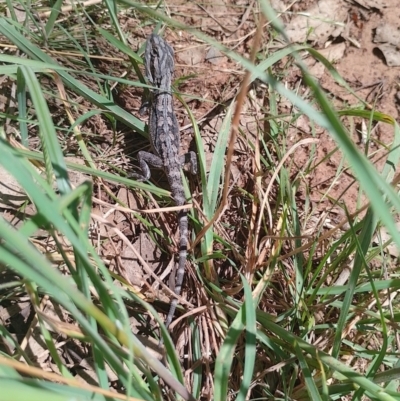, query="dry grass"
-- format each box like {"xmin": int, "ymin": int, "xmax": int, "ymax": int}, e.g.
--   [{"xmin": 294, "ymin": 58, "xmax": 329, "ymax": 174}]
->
[{"xmin": 0, "ymin": 1, "xmax": 400, "ymax": 401}]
